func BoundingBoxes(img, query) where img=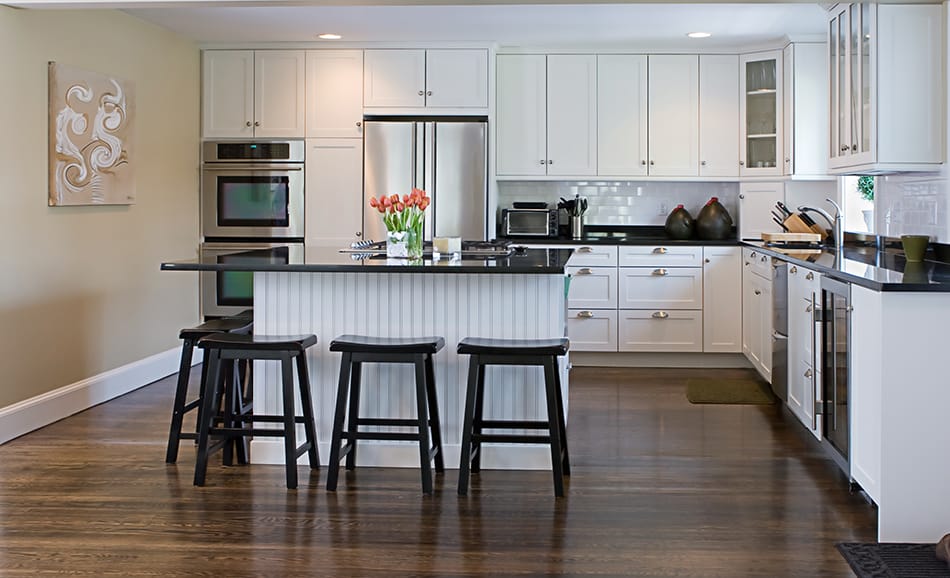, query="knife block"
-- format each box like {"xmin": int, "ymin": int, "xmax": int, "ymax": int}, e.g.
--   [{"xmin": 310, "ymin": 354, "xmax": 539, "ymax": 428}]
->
[{"xmin": 782, "ymin": 214, "xmax": 828, "ymax": 240}]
